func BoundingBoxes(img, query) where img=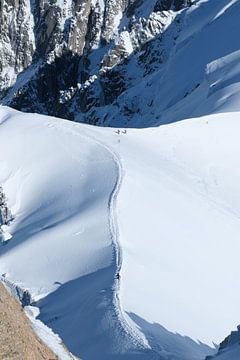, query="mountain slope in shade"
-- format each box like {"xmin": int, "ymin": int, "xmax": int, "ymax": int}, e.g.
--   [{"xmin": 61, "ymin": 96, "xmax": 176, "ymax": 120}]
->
[
  {"xmin": 1, "ymin": 0, "xmax": 240, "ymax": 128},
  {"xmin": 91, "ymin": 0, "xmax": 240, "ymax": 127},
  {"xmin": 0, "ymin": 0, "xmax": 191, "ymax": 122},
  {"xmin": 206, "ymin": 327, "xmax": 240, "ymax": 360}
]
